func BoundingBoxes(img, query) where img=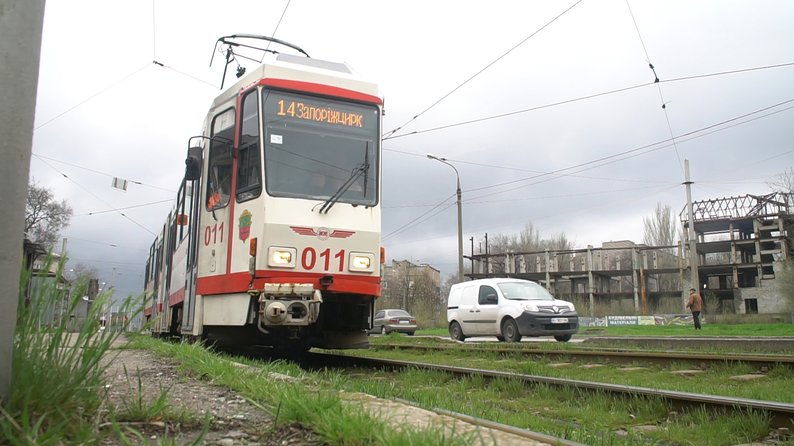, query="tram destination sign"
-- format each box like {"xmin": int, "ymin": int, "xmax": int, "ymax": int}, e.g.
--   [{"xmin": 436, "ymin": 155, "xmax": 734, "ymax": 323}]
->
[{"xmin": 271, "ymin": 93, "xmax": 365, "ymax": 128}]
